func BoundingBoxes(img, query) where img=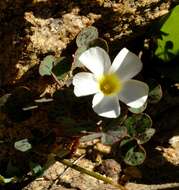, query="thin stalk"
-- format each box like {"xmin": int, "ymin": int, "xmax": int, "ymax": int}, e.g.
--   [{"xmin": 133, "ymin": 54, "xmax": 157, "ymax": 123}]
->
[
  {"xmin": 51, "ymin": 72, "xmax": 61, "ymax": 87},
  {"xmin": 56, "ymin": 157, "xmax": 127, "ymax": 190}
]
